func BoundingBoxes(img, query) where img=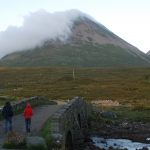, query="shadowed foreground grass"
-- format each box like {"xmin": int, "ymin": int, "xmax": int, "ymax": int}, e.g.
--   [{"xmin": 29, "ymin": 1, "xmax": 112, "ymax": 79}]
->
[
  {"xmin": 2, "ymin": 139, "xmax": 27, "ymax": 149},
  {"xmin": 2, "ymin": 140, "xmax": 46, "ymax": 150}
]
